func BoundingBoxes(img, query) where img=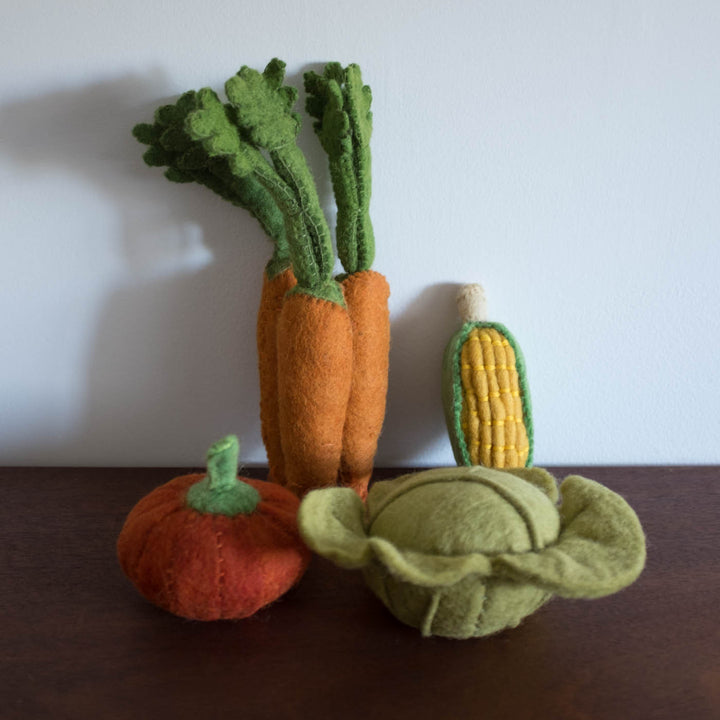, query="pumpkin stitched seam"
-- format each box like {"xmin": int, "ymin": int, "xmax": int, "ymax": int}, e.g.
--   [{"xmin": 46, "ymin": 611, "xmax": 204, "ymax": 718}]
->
[
  {"xmin": 164, "ymin": 541, "xmax": 177, "ymax": 615},
  {"xmin": 131, "ymin": 505, "xmax": 186, "ymax": 581},
  {"xmin": 215, "ymin": 522, "xmax": 226, "ymax": 619}
]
